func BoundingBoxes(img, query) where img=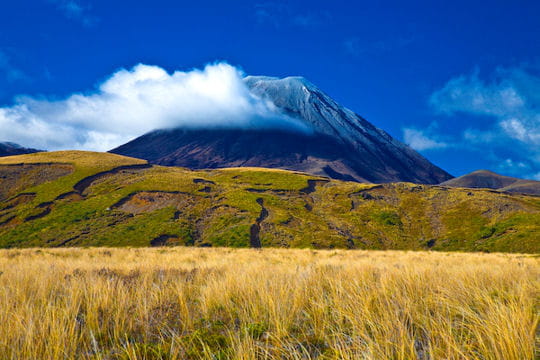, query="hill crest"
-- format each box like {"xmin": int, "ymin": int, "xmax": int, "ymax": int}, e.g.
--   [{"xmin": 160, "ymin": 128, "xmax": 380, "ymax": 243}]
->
[{"xmin": 441, "ymin": 170, "xmax": 540, "ymax": 196}]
